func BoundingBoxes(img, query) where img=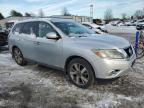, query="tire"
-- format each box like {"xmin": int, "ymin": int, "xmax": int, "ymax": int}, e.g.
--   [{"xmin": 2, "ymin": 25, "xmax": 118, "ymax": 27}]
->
[
  {"xmin": 67, "ymin": 58, "xmax": 95, "ymax": 89},
  {"xmin": 13, "ymin": 47, "xmax": 27, "ymax": 66}
]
